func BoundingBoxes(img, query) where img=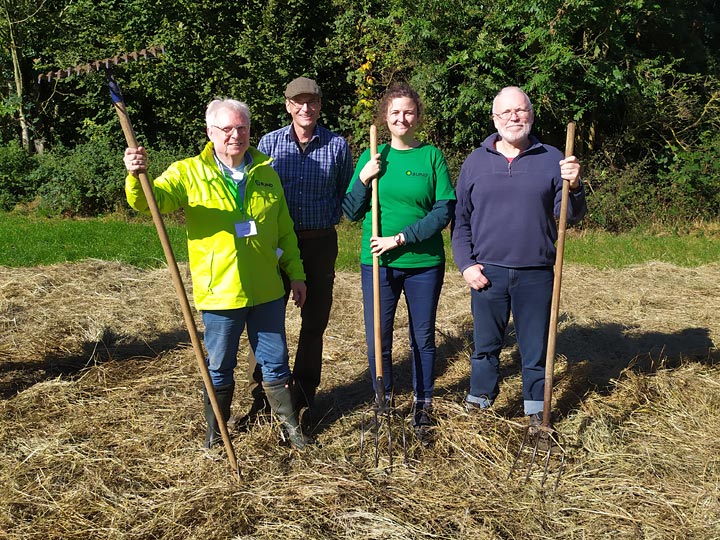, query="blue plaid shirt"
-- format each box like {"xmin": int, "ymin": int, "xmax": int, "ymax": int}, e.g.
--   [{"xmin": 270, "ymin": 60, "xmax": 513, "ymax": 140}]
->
[{"xmin": 258, "ymin": 124, "xmax": 353, "ymax": 231}]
